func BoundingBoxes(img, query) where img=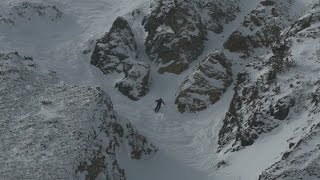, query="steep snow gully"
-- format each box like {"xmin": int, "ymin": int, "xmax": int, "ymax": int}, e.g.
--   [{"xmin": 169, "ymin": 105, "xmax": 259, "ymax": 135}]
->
[{"xmin": 0, "ymin": 0, "xmax": 314, "ymax": 180}]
